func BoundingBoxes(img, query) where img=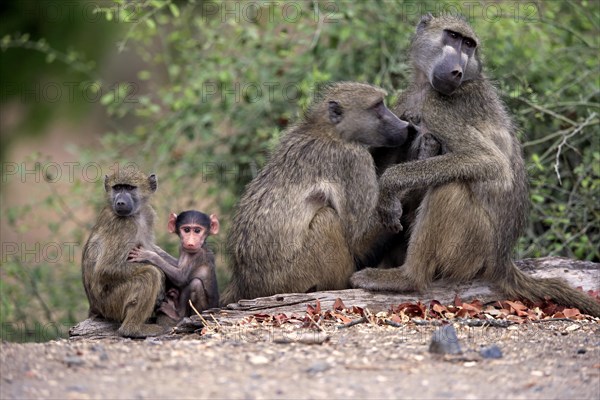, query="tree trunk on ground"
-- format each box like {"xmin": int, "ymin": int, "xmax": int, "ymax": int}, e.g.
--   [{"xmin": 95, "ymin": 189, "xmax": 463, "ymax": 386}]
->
[{"xmin": 69, "ymin": 257, "xmax": 599, "ymax": 339}]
